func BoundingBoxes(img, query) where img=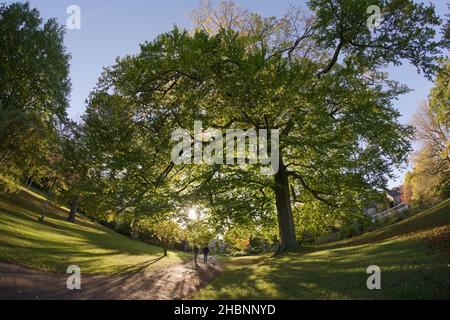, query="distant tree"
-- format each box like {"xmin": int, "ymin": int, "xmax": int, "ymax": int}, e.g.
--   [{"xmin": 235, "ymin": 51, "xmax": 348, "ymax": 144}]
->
[
  {"xmin": 186, "ymin": 220, "xmax": 215, "ymax": 247},
  {"xmin": 151, "ymin": 220, "xmax": 184, "ymax": 256},
  {"xmin": 410, "ymin": 61, "xmax": 450, "ymax": 201},
  {"xmin": 403, "ymin": 61, "xmax": 450, "ymax": 207},
  {"xmin": 191, "ymin": 0, "xmax": 250, "ymax": 34},
  {"xmin": 401, "ymin": 172, "xmax": 413, "ymax": 205},
  {"xmin": 408, "ymin": 149, "xmax": 445, "ymax": 206},
  {"xmin": 37, "ymin": 148, "xmax": 64, "ymax": 223},
  {"xmin": 224, "ymin": 227, "xmax": 251, "ymax": 254},
  {"xmin": 0, "ymin": 110, "xmax": 53, "ymax": 192}
]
